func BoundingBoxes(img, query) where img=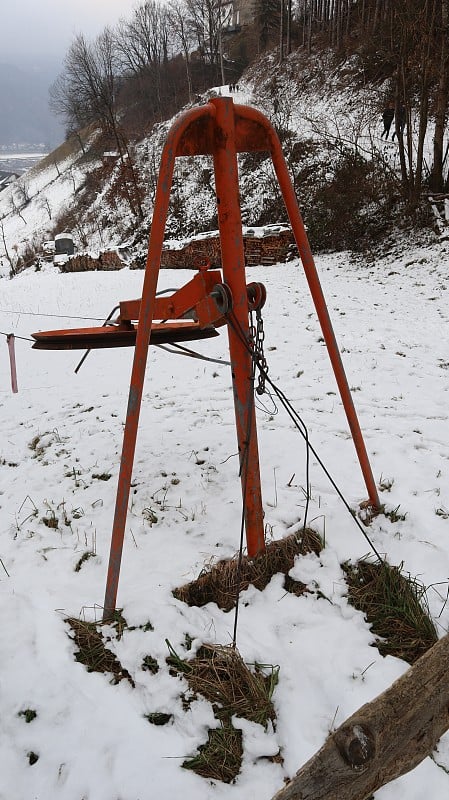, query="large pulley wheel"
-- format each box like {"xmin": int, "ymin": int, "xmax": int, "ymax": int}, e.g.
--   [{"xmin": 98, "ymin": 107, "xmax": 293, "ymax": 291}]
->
[
  {"xmin": 247, "ymin": 282, "xmax": 267, "ymax": 311},
  {"xmin": 212, "ymin": 283, "xmax": 233, "ymax": 315}
]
